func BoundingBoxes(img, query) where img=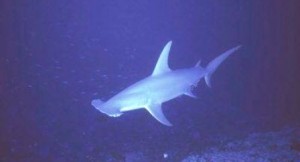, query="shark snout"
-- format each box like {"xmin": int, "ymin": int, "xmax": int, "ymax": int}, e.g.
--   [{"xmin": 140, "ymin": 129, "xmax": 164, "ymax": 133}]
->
[{"xmin": 91, "ymin": 99, "xmax": 123, "ymax": 118}]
